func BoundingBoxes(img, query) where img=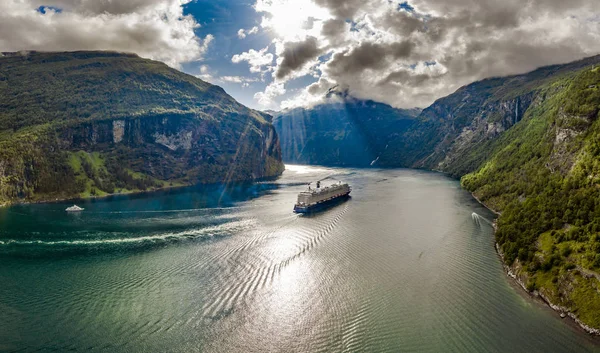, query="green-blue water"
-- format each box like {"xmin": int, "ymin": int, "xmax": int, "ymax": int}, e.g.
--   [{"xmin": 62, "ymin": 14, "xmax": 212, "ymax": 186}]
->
[{"xmin": 0, "ymin": 166, "xmax": 598, "ymax": 352}]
